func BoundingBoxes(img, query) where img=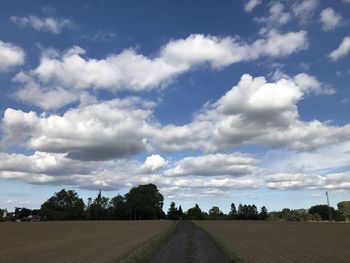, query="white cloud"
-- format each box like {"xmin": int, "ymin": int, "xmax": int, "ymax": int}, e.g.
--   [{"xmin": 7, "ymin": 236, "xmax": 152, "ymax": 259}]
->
[
  {"xmin": 14, "ymin": 32, "xmax": 308, "ymax": 109},
  {"xmin": 164, "ymin": 153, "xmax": 258, "ymax": 177},
  {"xmin": 153, "ymin": 73, "xmax": 348, "ymax": 153},
  {"xmin": 255, "ymin": 1, "xmax": 291, "ymax": 30},
  {"xmin": 251, "ymin": 30, "xmax": 308, "ymax": 58},
  {"xmin": 292, "ymin": 0, "xmax": 318, "ymax": 21},
  {"xmin": 5, "ymin": 72, "xmax": 347, "ymax": 164},
  {"xmin": 0, "ymin": 152, "xmax": 97, "ymax": 176},
  {"xmin": 0, "ymin": 40, "xmax": 25, "ymax": 72},
  {"xmin": 265, "ymin": 172, "xmax": 350, "ymax": 190},
  {"xmin": 320, "ymin": 7, "xmax": 342, "ymax": 31},
  {"xmin": 140, "ymin": 155, "xmax": 168, "ymax": 173},
  {"xmin": 2, "ymin": 97, "xmax": 156, "ymax": 161},
  {"xmin": 0, "ymin": 151, "xmax": 259, "ymax": 196},
  {"xmin": 262, "ymin": 142, "xmax": 350, "ymax": 175},
  {"xmin": 11, "ymin": 15, "xmax": 73, "ymax": 34},
  {"xmin": 293, "ymin": 73, "xmax": 335, "ymax": 95},
  {"xmin": 243, "ymin": 0, "xmax": 262, "ymax": 13},
  {"xmin": 329, "ymin": 36, "xmax": 350, "ymax": 61}
]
